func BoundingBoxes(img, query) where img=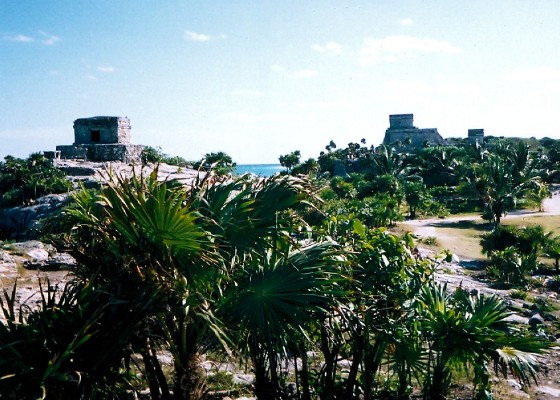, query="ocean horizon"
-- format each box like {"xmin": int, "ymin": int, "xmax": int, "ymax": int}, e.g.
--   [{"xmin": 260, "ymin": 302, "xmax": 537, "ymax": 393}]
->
[{"xmin": 234, "ymin": 164, "xmax": 284, "ymax": 177}]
